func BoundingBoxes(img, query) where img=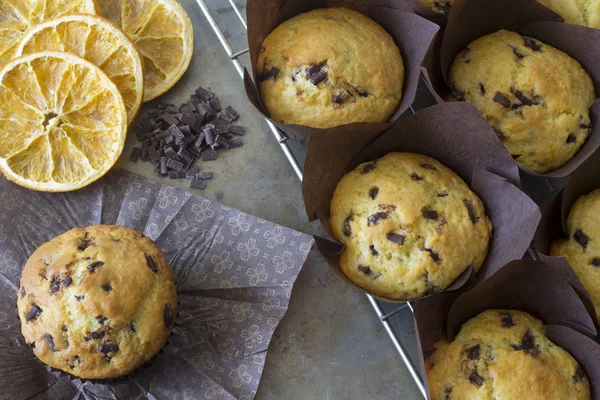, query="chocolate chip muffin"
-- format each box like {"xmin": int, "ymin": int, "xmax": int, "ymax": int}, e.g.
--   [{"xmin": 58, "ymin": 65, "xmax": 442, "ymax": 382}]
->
[
  {"xmin": 420, "ymin": 0, "xmax": 453, "ymax": 14},
  {"xmin": 426, "ymin": 310, "xmax": 591, "ymax": 400},
  {"xmin": 257, "ymin": 7, "xmax": 404, "ymax": 129},
  {"xmin": 536, "ymin": 0, "xmax": 600, "ymax": 28},
  {"xmin": 551, "ymin": 189, "xmax": 600, "ymax": 321},
  {"xmin": 330, "ymin": 152, "xmax": 492, "ymax": 300},
  {"xmin": 17, "ymin": 225, "xmax": 177, "ymax": 379},
  {"xmin": 449, "ymin": 30, "xmax": 595, "ymax": 174}
]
